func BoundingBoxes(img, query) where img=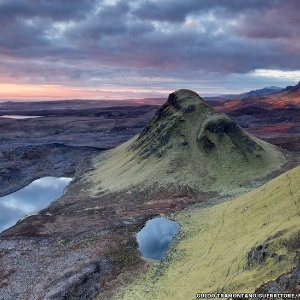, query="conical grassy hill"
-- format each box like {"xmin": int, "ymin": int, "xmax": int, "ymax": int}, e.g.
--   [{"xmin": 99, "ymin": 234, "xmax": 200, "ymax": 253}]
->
[{"xmin": 87, "ymin": 89, "xmax": 285, "ymax": 198}]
